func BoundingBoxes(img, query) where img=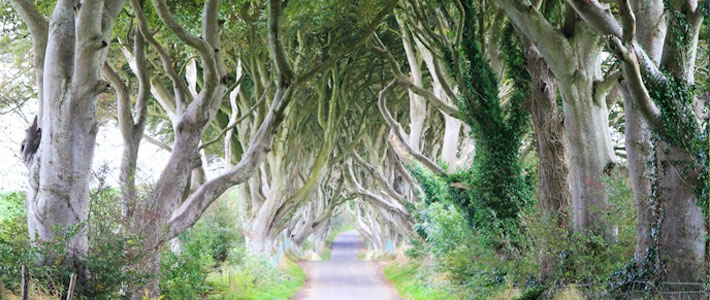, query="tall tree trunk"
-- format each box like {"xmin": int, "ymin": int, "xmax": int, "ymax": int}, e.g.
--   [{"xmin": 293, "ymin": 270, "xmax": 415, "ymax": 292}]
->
[
  {"xmin": 397, "ymin": 15, "xmax": 426, "ymax": 151},
  {"xmin": 520, "ymin": 39, "xmax": 570, "ymax": 280},
  {"xmin": 441, "ymin": 116, "xmax": 462, "ymax": 172},
  {"xmin": 623, "ymin": 0, "xmax": 666, "ymax": 261},
  {"xmin": 560, "ymin": 77, "xmax": 615, "ymax": 236},
  {"xmin": 12, "ymin": 1, "xmax": 127, "ymax": 278},
  {"xmin": 656, "ymin": 143, "xmax": 706, "ymax": 282},
  {"xmin": 655, "ymin": 0, "xmax": 705, "ymax": 282},
  {"xmin": 557, "ymin": 34, "xmax": 615, "ymax": 236},
  {"xmin": 494, "ymin": 0, "xmax": 615, "ymax": 237},
  {"xmin": 622, "ymin": 89, "xmax": 654, "ymax": 260}
]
